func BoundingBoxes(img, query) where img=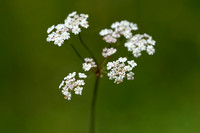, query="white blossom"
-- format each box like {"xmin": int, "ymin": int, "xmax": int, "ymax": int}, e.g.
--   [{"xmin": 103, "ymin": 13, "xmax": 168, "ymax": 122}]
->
[
  {"xmin": 59, "ymin": 72, "xmax": 87, "ymax": 100},
  {"xmin": 99, "ymin": 20, "xmax": 138, "ymax": 43},
  {"xmin": 107, "ymin": 62, "xmax": 114, "ymax": 70},
  {"xmin": 127, "ymin": 72, "xmax": 134, "ymax": 80},
  {"xmin": 102, "ymin": 47, "xmax": 117, "ymax": 57},
  {"xmin": 147, "ymin": 45, "xmax": 155, "ymax": 55},
  {"xmin": 124, "ymin": 33, "xmax": 156, "ymax": 57},
  {"xmin": 63, "ymin": 92, "xmax": 72, "ymax": 100},
  {"xmin": 79, "ymin": 73, "xmax": 87, "ymax": 78},
  {"xmin": 47, "ymin": 25, "xmax": 55, "ymax": 33},
  {"xmin": 99, "ymin": 29, "xmax": 113, "ymax": 36},
  {"xmin": 103, "ymin": 35, "xmax": 117, "ymax": 43},
  {"xmin": 74, "ymin": 87, "xmax": 83, "ymax": 95},
  {"xmin": 72, "ymin": 26, "xmax": 81, "ymax": 35},
  {"xmin": 55, "ymin": 24, "xmax": 64, "ymax": 30},
  {"xmin": 107, "ymin": 57, "xmax": 137, "ymax": 84},
  {"xmin": 46, "ymin": 11, "xmax": 89, "ymax": 46},
  {"xmin": 82, "ymin": 58, "xmax": 97, "ymax": 71},
  {"xmin": 118, "ymin": 57, "xmax": 127, "ymax": 62},
  {"xmin": 127, "ymin": 60, "xmax": 137, "ymax": 67}
]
